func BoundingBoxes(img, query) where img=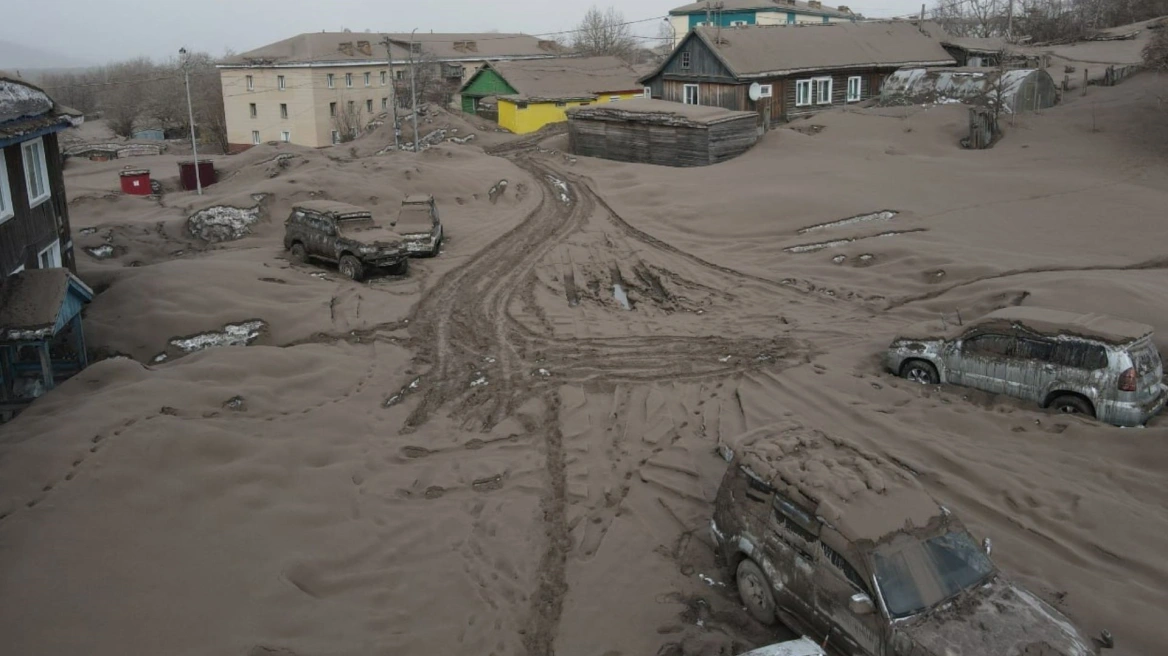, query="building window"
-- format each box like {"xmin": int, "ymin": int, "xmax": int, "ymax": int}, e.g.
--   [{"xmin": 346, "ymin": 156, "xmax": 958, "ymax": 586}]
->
[
  {"xmin": 758, "ymin": 84, "xmax": 773, "ymax": 98},
  {"xmin": 643, "ymin": 86, "xmax": 651, "ymax": 98},
  {"xmin": 609, "ymin": 95, "xmax": 620, "ymax": 102},
  {"xmin": 395, "ymin": 70, "xmax": 404, "ymax": 80},
  {"xmin": 680, "ymin": 51, "xmax": 691, "ymax": 69},
  {"xmin": 331, "ymin": 130, "xmax": 340, "ymax": 144},
  {"xmin": 249, "ymin": 103, "xmax": 257, "ymax": 118},
  {"xmin": 730, "ymin": 20, "xmax": 748, "ymax": 26},
  {"xmin": 280, "ymin": 103, "xmax": 288, "ymax": 118},
  {"xmin": 381, "ymin": 70, "xmax": 387, "ymax": 85},
  {"xmin": 366, "ymin": 98, "xmax": 373, "ymax": 113},
  {"xmin": 280, "ymin": 131, "xmax": 290, "ymax": 143},
  {"xmin": 796, "ymin": 79, "xmax": 812, "ymax": 106},
  {"xmin": 683, "ymin": 83, "xmax": 699, "ymax": 105},
  {"xmin": 21, "ymin": 138, "xmax": 50, "ymax": 208},
  {"xmin": 38, "ymin": 240, "xmax": 61, "ymax": 269},
  {"xmin": 555, "ymin": 101, "xmax": 567, "ymax": 107},
  {"xmin": 815, "ymin": 77, "xmax": 833, "ymax": 104},
  {"xmin": 516, "ymin": 102, "xmax": 528, "ymax": 110},
  {"xmin": 0, "ymin": 150, "xmax": 12, "ymax": 224},
  {"xmin": 252, "ymin": 130, "xmax": 261, "ymax": 145},
  {"xmin": 382, "ymin": 97, "xmax": 388, "ymax": 109},
  {"xmin": 327, "ymin": 73, "xmax": 335, "ymax": 88},
  {"xmin": 364, "ymin": 72, "xmax": 371, "ymax": 86},
  {"xmin": 329, "ymin": 101, "xmax": 337, "ymax": 117},
  {"xmin": 277, "ymin": 75, "xmax": 285, "ymax": 90},
  {"xmin": 411, "ymin": 42, "xmax": 421, "ymax": 54},
  {"xmin": 348, "ymin": 100, "xmax": 355, "ymax": 112},
  {"xmin": 847, "ymin": 76, "xmax": 861, "ymax": 102},
  {"xmin": 246, "ymin": 75, "xmax": 254, "ymax": 91},
  {"xmin": 346, "ymin": 73, "xmax": 353, "ymax": 87}
]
